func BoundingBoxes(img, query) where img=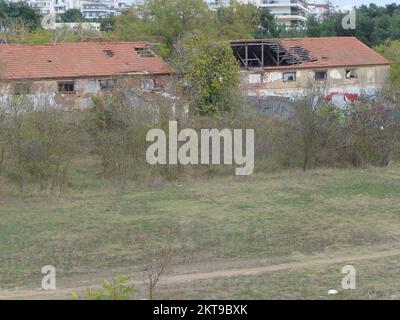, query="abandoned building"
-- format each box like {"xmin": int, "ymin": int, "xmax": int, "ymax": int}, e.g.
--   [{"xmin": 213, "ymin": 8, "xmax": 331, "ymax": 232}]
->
[
  {"xmin": 231, "ymin": 37, "xmax": 390, "ymax": 107},
  {"xmin": 0, "ymin": 42, "xmax": 173, "ymax": 110}
]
